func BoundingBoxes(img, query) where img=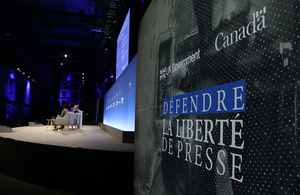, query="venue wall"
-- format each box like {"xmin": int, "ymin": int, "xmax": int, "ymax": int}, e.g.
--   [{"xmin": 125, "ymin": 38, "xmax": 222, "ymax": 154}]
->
[{"xmin": 135, "ymin": 0, "xmax": 299, "ymax": 194}]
